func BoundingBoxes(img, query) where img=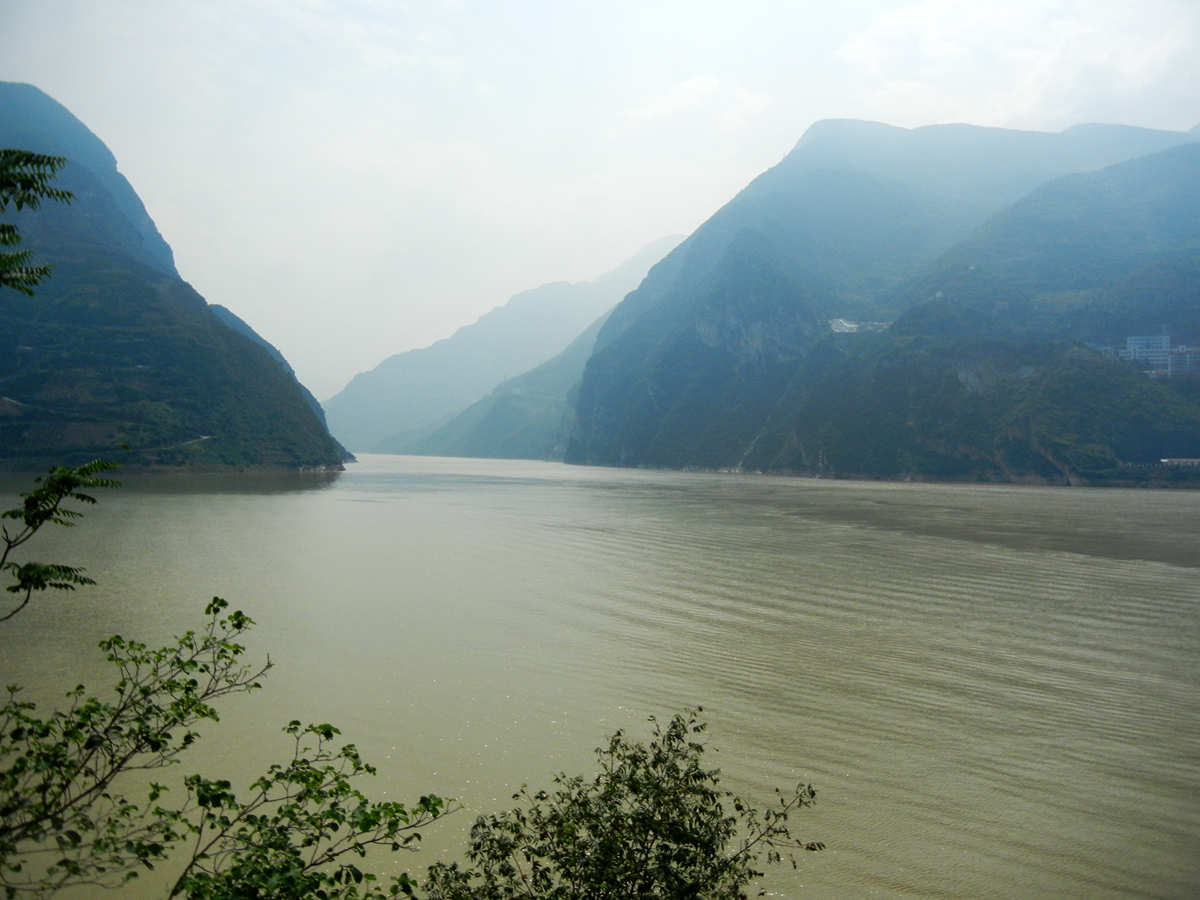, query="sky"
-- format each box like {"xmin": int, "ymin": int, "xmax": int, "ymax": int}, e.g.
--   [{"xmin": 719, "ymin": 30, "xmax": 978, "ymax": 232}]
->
[{"xmin": 1, "ymin": 0, "xmax": 1198, "ymax": 399}]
